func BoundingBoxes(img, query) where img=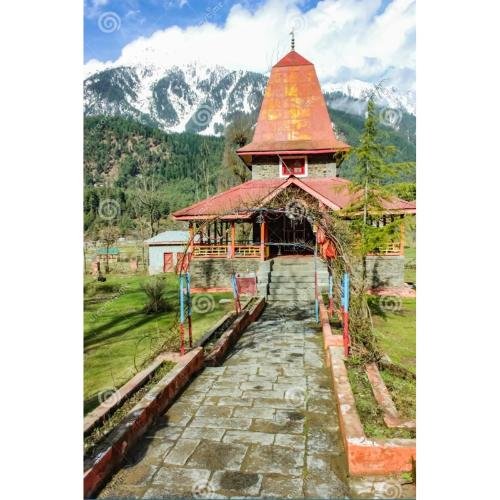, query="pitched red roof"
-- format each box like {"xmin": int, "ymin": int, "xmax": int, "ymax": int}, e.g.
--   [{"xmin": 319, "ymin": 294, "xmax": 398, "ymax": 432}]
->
[
  {"xmin": 274, "ymin": 51, "xmax": 313, "ymax": 67},
  {"xmin": 171, "ymin": 177, "xmax": 416, "ymax": 220},
  {"xmin": 237, "ymin": 50, "xmax": 349, "ymax": 162}
]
